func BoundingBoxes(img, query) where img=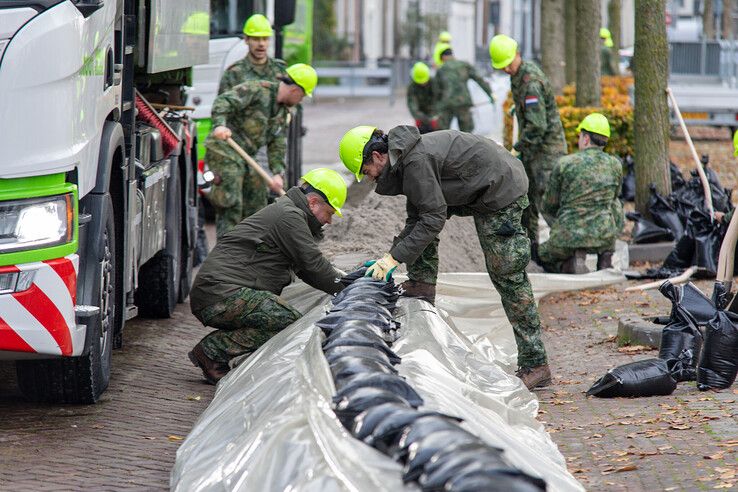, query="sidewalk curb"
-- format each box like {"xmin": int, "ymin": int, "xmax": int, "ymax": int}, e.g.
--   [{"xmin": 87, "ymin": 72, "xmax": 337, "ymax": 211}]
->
[
  {"xmin": 617, "ymin": 315, "xmax": 662, "ymax": 348},
  {"xmin": 628, "ymin": 241, "xmax": 675, "ymax": 263}
]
